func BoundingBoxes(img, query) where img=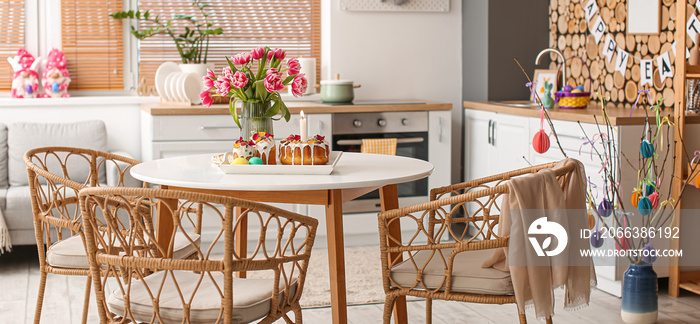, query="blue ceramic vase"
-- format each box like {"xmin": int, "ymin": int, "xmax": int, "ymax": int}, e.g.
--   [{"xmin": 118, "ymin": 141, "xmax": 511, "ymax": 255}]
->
[{"xmin": 621, "ymin": 263, "xmax": 658, "ymax": 323}]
